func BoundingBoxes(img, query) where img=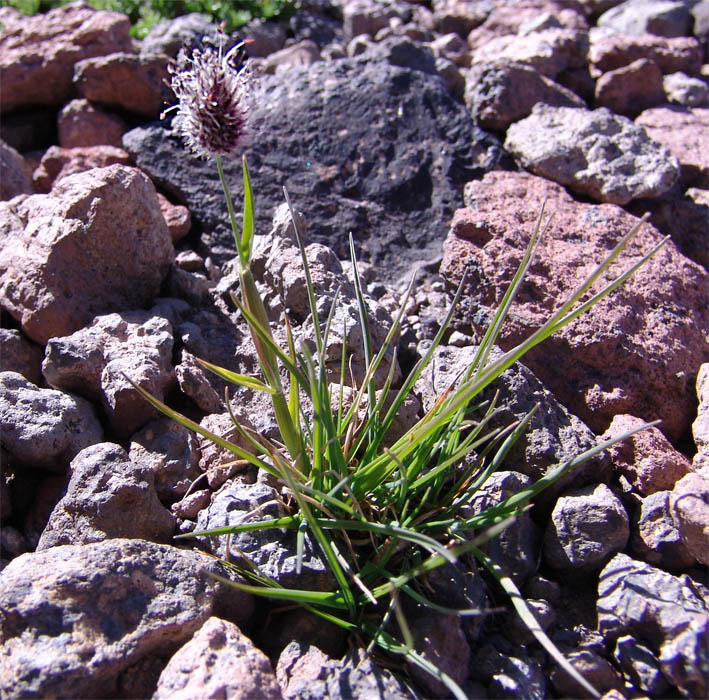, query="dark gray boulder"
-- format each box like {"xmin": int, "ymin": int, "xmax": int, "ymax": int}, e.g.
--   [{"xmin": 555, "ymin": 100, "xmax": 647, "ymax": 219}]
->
[{"xmin": 123, "ymin": 58, "xmax": 497, "ymax": 283}]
